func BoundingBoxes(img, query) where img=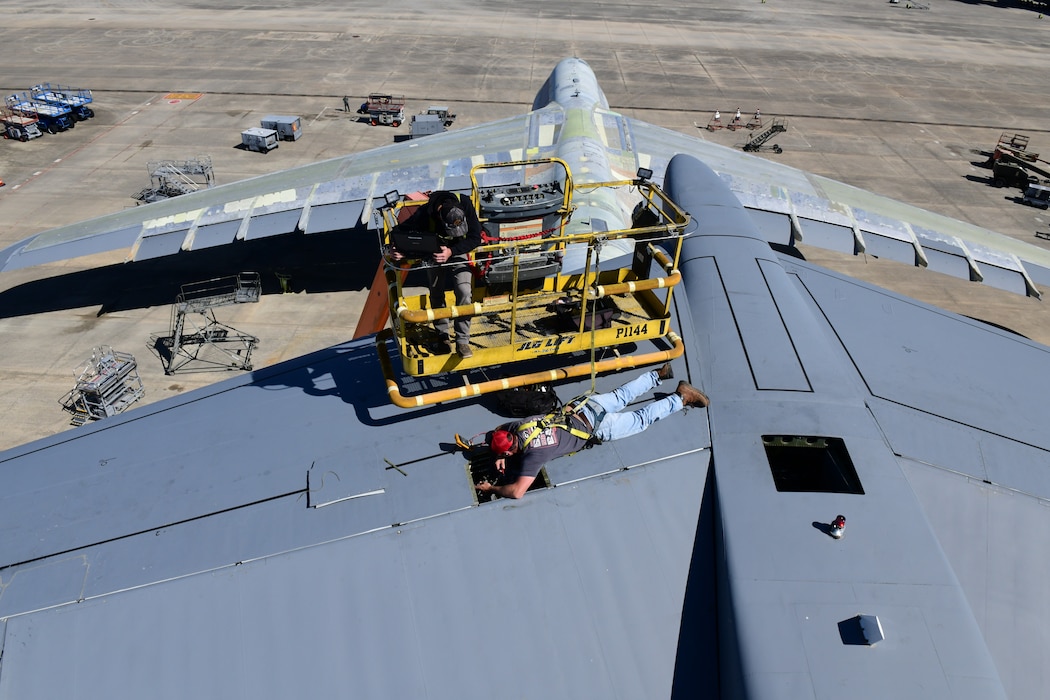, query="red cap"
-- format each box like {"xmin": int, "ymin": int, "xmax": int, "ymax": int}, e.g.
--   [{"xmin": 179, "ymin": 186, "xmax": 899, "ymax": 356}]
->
[{"xmin": 490, "ymin": 429, "xmax": 516, "ymax": 455}]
